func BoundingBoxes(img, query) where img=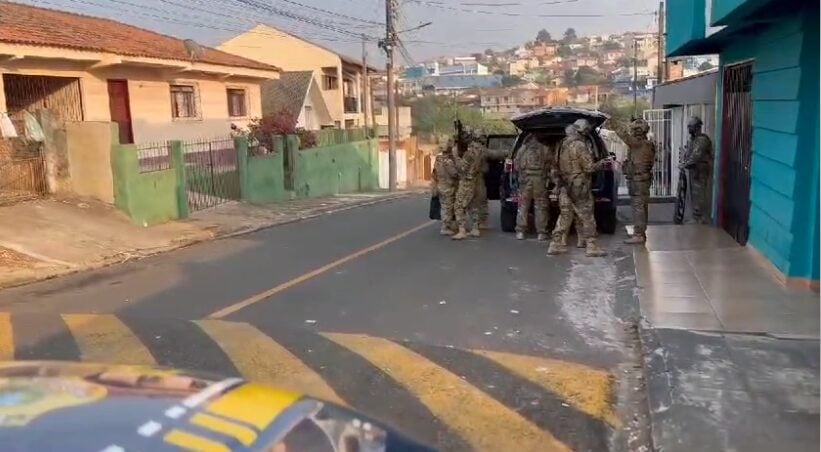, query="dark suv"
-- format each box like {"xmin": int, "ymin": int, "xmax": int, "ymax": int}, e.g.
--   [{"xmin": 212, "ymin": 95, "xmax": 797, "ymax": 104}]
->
[{"xmin": 485, "ymin": 107, "xmax": 618, "ymax": 234}]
